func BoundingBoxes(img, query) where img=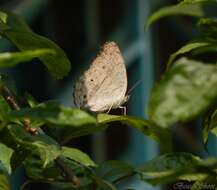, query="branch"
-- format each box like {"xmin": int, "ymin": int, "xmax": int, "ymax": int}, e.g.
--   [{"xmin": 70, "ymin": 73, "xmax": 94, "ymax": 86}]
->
[
  {"xmin": 55, "ymin": 157, "xmax": 80, "ymax": 187},
  {"xmin": 0, "ymin": 86, "xmax": 37, "ymax": 135},
  {"xmin": 112, "ymin": 171, "xmax": 136, "ymax": 185}
]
